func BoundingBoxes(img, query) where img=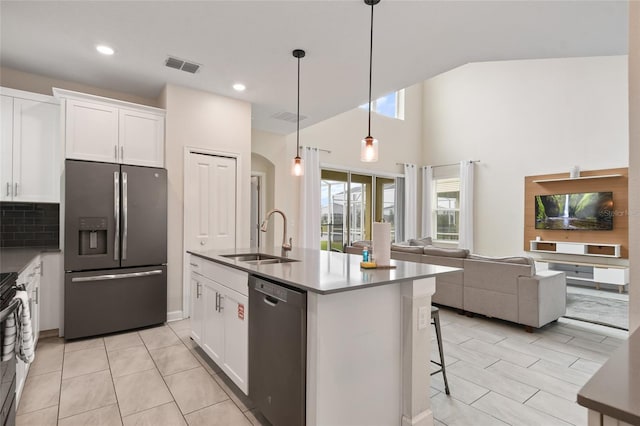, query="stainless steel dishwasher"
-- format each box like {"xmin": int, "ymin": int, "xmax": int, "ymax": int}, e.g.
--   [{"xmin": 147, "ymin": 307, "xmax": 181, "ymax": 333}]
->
[{"xmin": 249, "ymin": 276, "xmax": 306, "ymax": 426}]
